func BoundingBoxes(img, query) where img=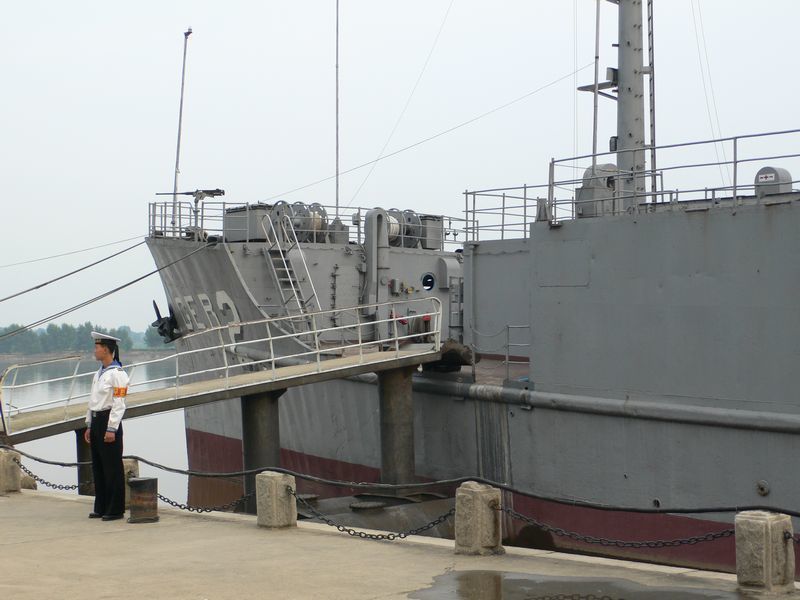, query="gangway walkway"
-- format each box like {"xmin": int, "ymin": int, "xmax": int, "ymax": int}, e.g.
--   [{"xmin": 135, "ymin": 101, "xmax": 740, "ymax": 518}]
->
[{"xmin": 1, "ymin": 298, "xmax": 442, "ymax": 446}]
